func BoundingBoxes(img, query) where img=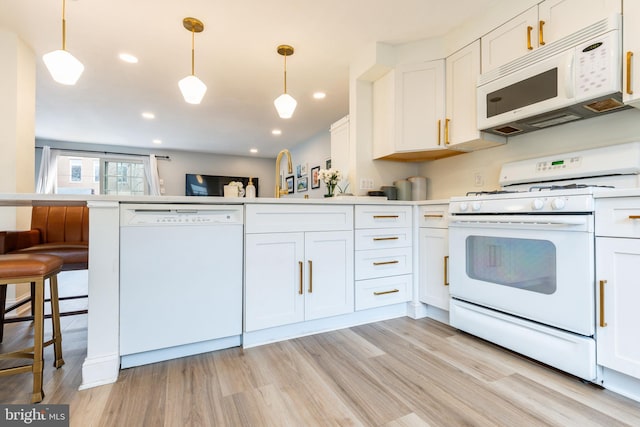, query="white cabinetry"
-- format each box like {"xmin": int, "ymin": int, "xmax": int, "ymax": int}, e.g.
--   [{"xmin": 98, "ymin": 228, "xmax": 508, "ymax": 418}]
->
[
  {"xmin": 595, "ymin": 197, "xmax": 640, "ymax": 382},
  {"xmin": 482, "ymin": 0, "xmax": 621, "ymax": 73},
  {"xmin": 418, "ymin": 204, "xmax": 449, "ymax": 311},
  {"xmin": 354, "ymin": 205, "xmax": 412, "ymax": 310},
  {"xmin": 445, "ymin": 41, "xmax": 505, "ymax": 151},
  {"xmin": 244, "ymin": 205, "xmax": 354, "ymax": 332},
  {"xmin": 623, "ymin": 0, "xmax": 640, "ymax": 107}
]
